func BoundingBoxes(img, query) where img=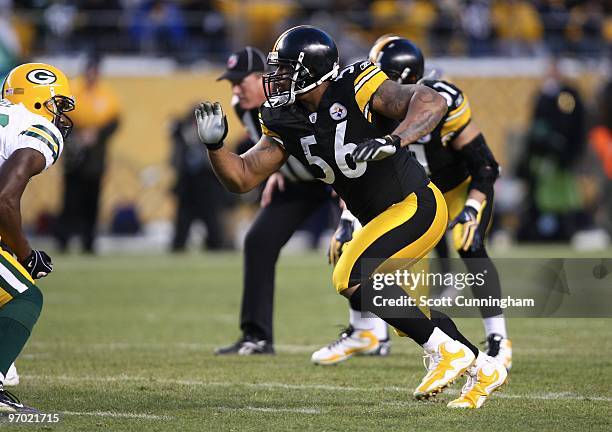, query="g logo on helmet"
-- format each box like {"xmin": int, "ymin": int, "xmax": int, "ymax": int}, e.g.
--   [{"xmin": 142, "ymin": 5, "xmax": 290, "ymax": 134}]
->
[{"xmin": 26, "ymin": 69, "xmax": 57, "ymax": 85}]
